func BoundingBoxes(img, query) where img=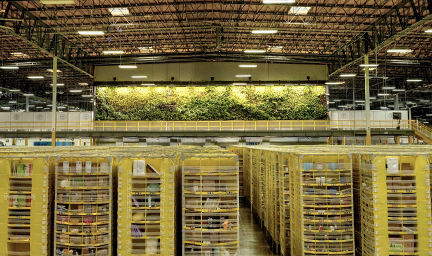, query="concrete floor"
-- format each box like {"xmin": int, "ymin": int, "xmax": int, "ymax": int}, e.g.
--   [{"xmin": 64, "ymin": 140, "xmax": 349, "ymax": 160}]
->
[{"xmin": 239, "ymin": 204, "xmax": 275, "ymax": 256}]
